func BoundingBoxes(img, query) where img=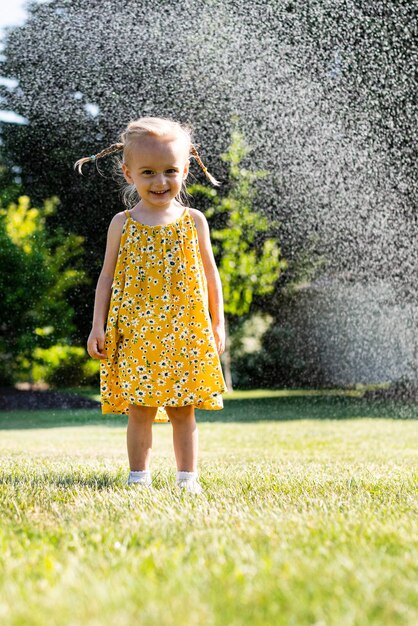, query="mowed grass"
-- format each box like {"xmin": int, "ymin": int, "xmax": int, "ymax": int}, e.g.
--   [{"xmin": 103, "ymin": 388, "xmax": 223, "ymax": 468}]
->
[{"xmin": 0, "ymin": 390, "xmax": 417, "ymax": 626}]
